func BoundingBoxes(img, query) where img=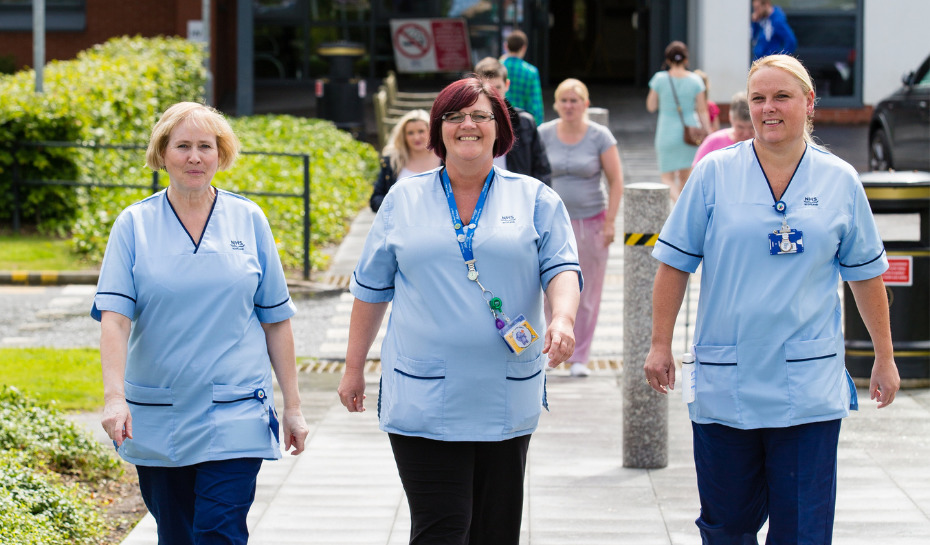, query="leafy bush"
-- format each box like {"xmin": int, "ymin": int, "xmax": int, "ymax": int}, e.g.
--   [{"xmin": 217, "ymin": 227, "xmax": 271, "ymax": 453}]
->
[
  {"xmin": 0, "ymin": 386, "xmax": 121, "ymax": 481},
  {"xmin": 2, "ymin": 36, "xmax": 377, "ymax": 274},
  {"xmin": 0, "ymin": 35, "xmax": 205, "ymax": 232},
  {"xmin": 0, "ymin": 453, "xmax": 104, "ymax": 545},
  {"xmin": 0, "ymin": 386, "xmax": 121, "ymax": 544},
  {"xmin": 219, "ymin": 115, "xmax": 378, "ymax": 271}
]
